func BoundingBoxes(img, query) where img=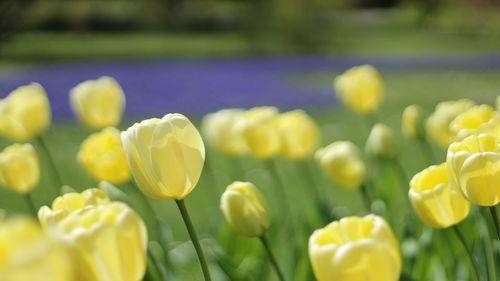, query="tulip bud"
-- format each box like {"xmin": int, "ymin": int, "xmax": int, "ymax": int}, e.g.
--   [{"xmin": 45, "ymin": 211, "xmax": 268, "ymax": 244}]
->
[
  {"xmin": 78, "ymin": 127, "xmax": 130, "ymax": 184},
  {"xmin": 237, "ymin": 106, "xmax": 281, "ymax": 159},
  {"xmin": 401, "ymin": 104, "xmax": 425, "ymax": 140},
  {"xmin": 0, "ymin": 83, "xmax": 51, "ymax": 141},
  {"xmin": 409, "ymin": 163, "xmax": 470, "ymax": 228},
  {"xmin": 121, "ymin": 113, "xmax": 205, "ymax": 200},
  {"xmin": 0, "ymin": 143, "xmax": 39, "ymax": 194},
  {"xmin": 309, "ymin": 215, "xmax": 401, "ymax": 281},
  {"xmin": 70, "ymin": 76, "xmax": 125, "ymax": 130},
  {"xmin": 426, "ymin": 99, "xmax": 475, "ymax": 147},
  {"xmin": 201, "ymin": 109, "xmax": 248, "ymax": 155},
  {"xmin": 366, "ymin": 123, "xmax": 399, "ymax": 159},
  {"xmin": 275, "ymin": 109, "xmax": 320, "ymax": 159},
  {"xmin": 446, "ymin": 134, "xmax": 500, "ymax": 206},
  {"xmin": 496, "ymin": 95, "xmax": 500, "ymax": 112},
  {"xmin": 0, "ymin": 217, "xmax": 76, "ymax": 281},
  {"xmin": 450, "ymin": 104, "xmax": 500, "ymax": 141},
  {"xmin": 334, "ymin": 65, "xmax": 383, "ymax": 114},
  {"xmin": 315, "ymin": 141, "xmax": 366, "ymax": 189},
  {"xmin": 220, "ymin": 181, "xmax": 270, "ymax": 237}
]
